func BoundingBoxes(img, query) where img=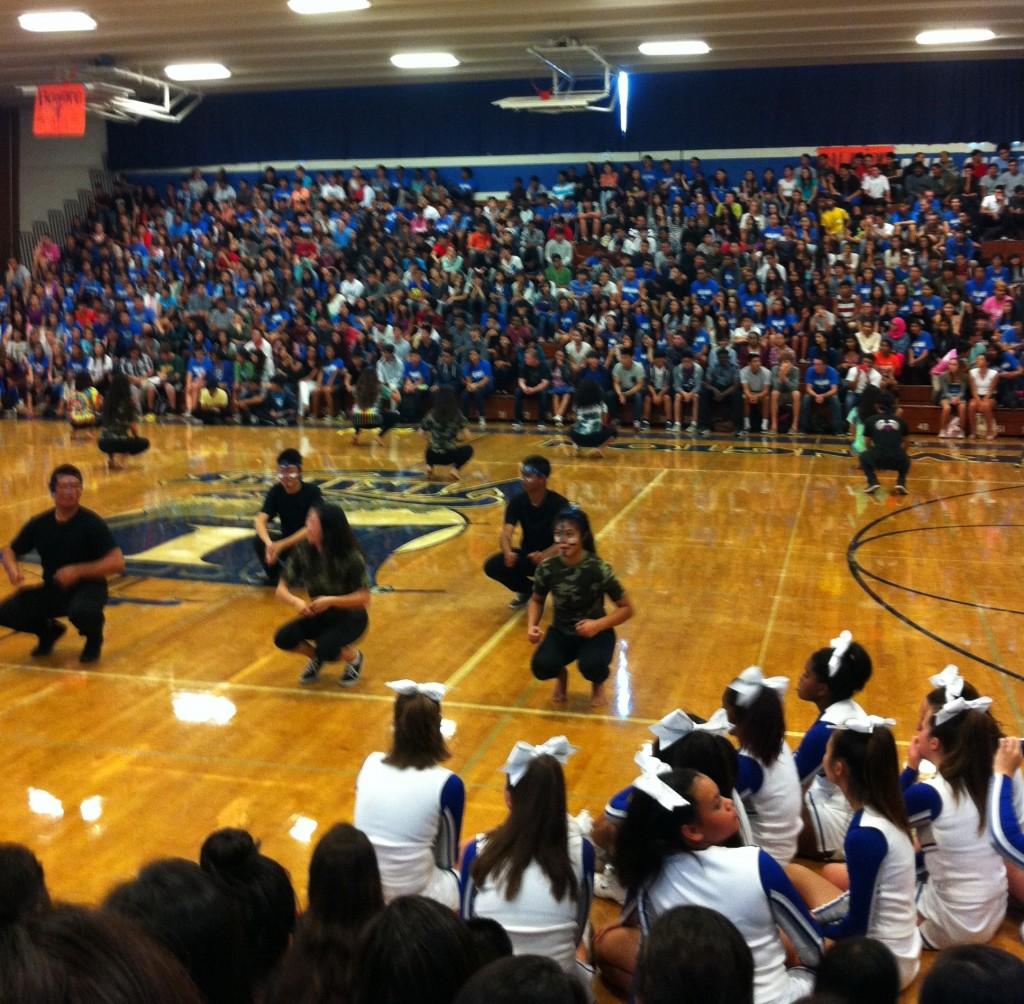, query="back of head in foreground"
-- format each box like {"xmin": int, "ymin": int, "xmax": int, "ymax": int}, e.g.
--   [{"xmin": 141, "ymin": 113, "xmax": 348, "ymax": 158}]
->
[
  {"xmin": 814, "ymin": 936, "xmax": 900, "ymax": 1004},
  {"xmin": 918, "ymin": 944, "xmax": 1024, "ymax": 1004},
  {"xmin": 453, "ymin": 954, "xmax": 587, "ymax": 1004}
]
